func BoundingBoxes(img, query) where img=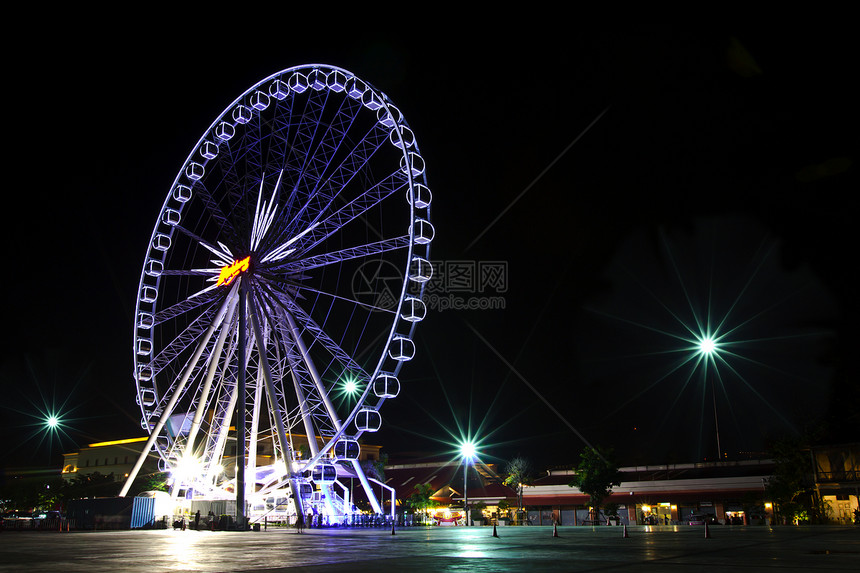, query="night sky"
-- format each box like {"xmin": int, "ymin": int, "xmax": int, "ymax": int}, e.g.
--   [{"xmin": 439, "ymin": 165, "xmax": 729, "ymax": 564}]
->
[{"xmin": 3, "ymin": 29, "xmax": 856, "ymax": 472}]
